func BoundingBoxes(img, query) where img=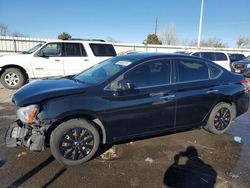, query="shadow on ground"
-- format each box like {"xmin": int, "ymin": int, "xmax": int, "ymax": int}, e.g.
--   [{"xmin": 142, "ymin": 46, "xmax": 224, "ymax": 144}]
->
[{"xmin": 164, "ymin": 146, "xmax": 217, "ymax": 188}]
